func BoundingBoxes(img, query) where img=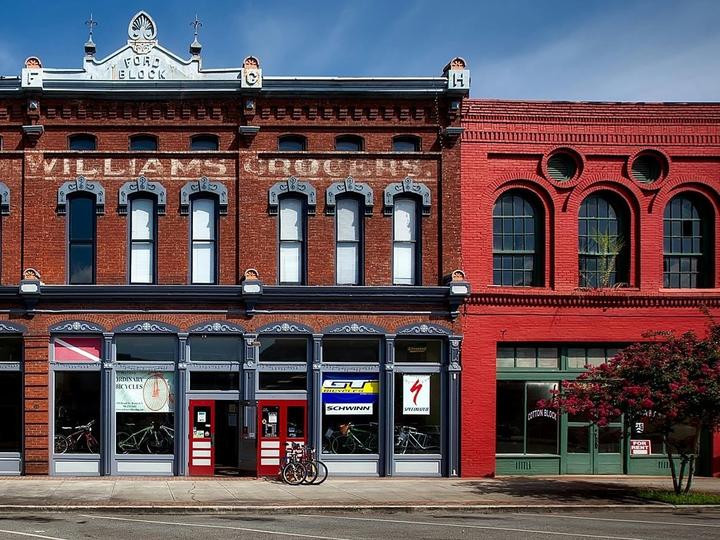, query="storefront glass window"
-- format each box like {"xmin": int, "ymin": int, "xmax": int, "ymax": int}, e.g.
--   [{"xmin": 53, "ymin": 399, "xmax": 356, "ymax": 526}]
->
[
  {"xmin": 189, "ymin": 335, "xmax": 242, "ymax": 362},
  {"xmin": 393, "ymin": 373, "xmax": 441, "ymax": 454},
  {"xmin": 54, "ymin": 372, "xmax": 100, "ymax": 454},
  {"xmin": 0, "ymin": 338, "xmax": 22, "ymax": 362},
  {"xmin": 323, "ymin": 338, "xmax": 380, "ymax": 363},
  {"xmin": 0, "ymin": 372, "xmax": 22, "ymax": 452},
  {"xmin": 496, "ymin": 381, "xmax": 558, "ymax": 454},
  {"xmin": 115, "ymin": 371, "xmax": 175, "ymax": 454},
  {"xmin": 321, "ymin": 373, "xmax": 379, "ymax": 454},
  {"xmin": 115, "ymin": 335, "xmax": 176, "ymax": 362},
  {"xmin": 190, "ymin": 372, "xmax": 239, "ymax": 391},
  {"xmin": 258, "ymin": 372, "xmax": 307, "ymax": 391},
  {"xmin": 287, "ymin": 406, "xmax": 305, "ymax": 438},
  {"xmin": 259, "ymin": 337, "xmax": 307, "ymax": 363},
  {"xmin": 496, "ymin": 346, "xmax": 559, "ymax": 369},
  {"xmin": 395, "ymin": 340, "xmax": 441, "ymax": 363}
]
